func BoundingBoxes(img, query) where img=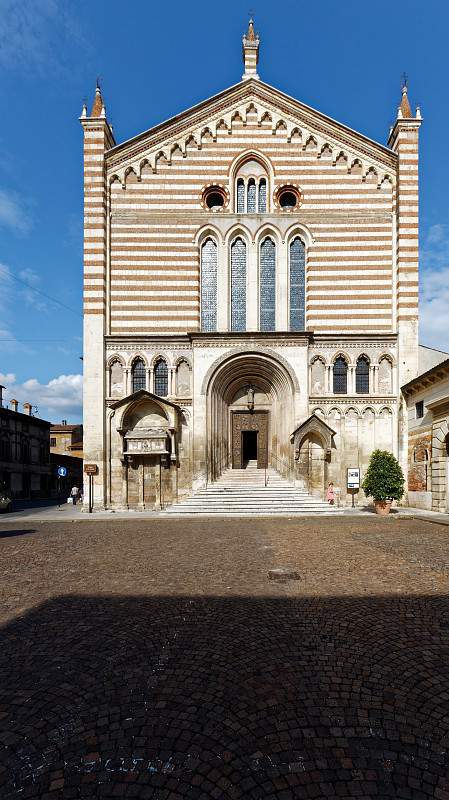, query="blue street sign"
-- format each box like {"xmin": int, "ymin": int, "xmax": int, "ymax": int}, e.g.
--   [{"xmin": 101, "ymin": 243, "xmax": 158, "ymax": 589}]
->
[{"xmin": 57, "ymin": 466, "xmax": 67, "ymax": 477}]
